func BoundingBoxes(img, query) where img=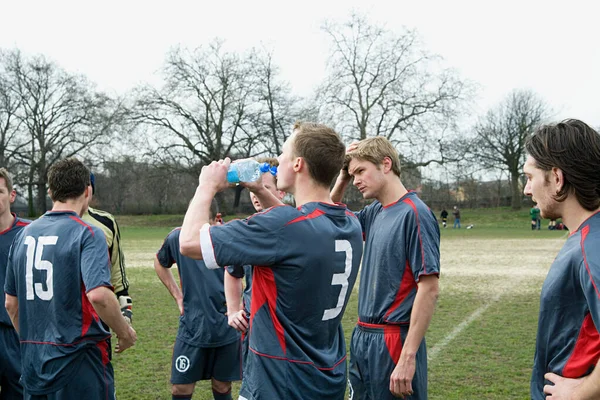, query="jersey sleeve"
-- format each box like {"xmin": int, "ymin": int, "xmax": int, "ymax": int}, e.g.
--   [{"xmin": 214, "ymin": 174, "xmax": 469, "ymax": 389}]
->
[
  {"xmin": 110, "ymin": 217, "xmax": 128, "ymax": 294},
  {"xmin": 81, "ymin": 227, "xmax": 112, "ymax": 293},
  {"xmin": 405, "ymin": 208, "xmax": 441, "ymax": 281},
  {"xmin": 200, "ymin": 207, "xmax": 286, "ymax": 269},
  {"xmin": 156, "ymin": 230, "xmax": 179, "ymax": 268},
  {"xmin": 4, "ymin": 242, "xmax": 18, "ymax": 296},
  {"xmin": 226, "ymin": 265, "xmax": 246, "ymax": 279},
  {"xmin": 579, "ymin": 257, "xmax": 600, "ymax": 330}
]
